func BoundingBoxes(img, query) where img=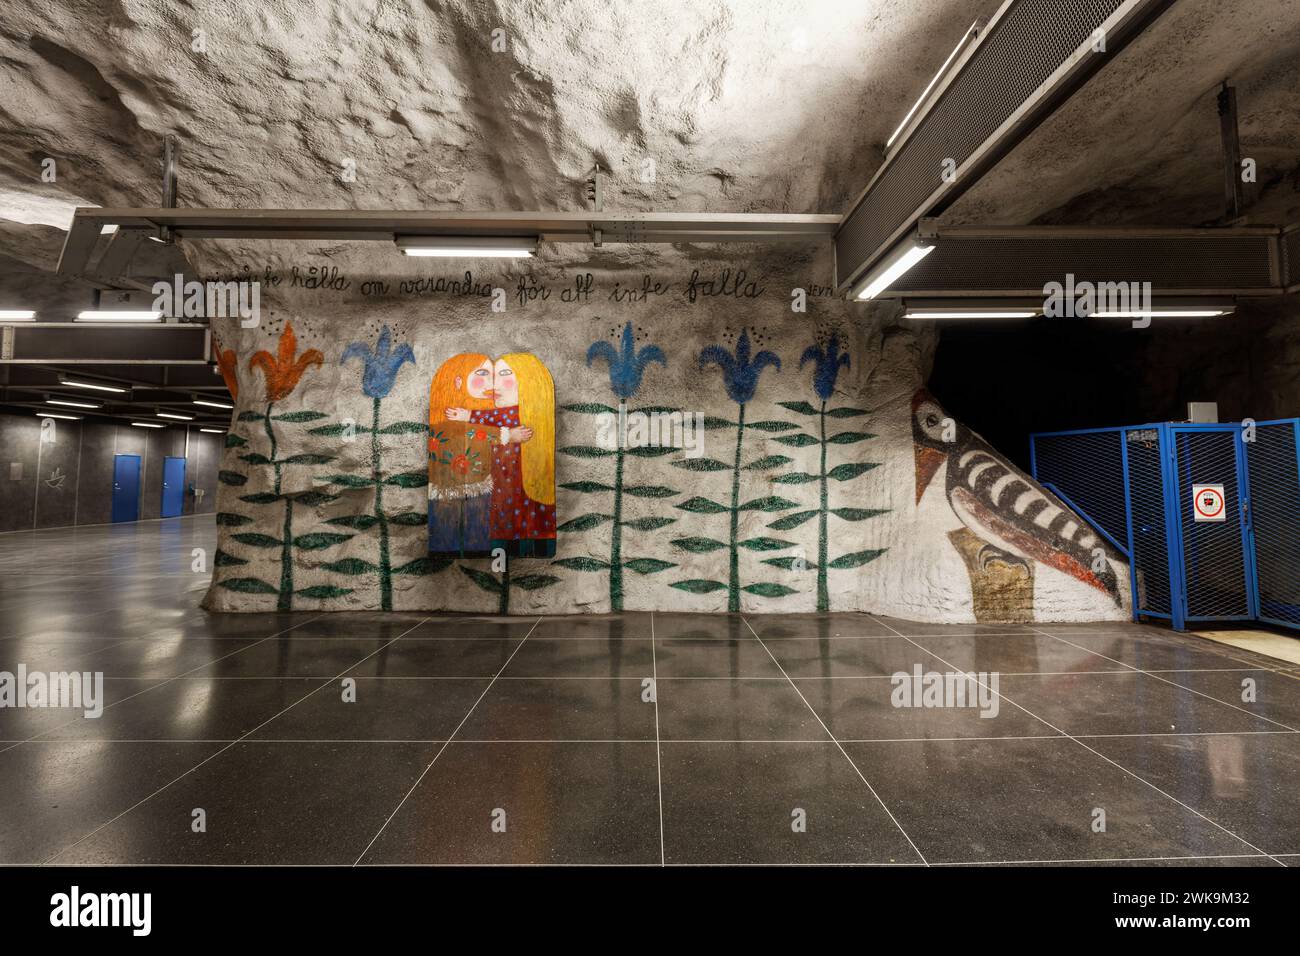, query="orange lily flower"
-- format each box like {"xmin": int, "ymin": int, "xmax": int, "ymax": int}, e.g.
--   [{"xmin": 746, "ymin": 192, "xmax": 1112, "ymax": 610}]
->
[
  {"xmin": 214, "ymin": 338, "xmax": 239, "ymax": 400},
  {"xmin": 249, "ymin": 322, "xmax": 323, "ymax": 402}
]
